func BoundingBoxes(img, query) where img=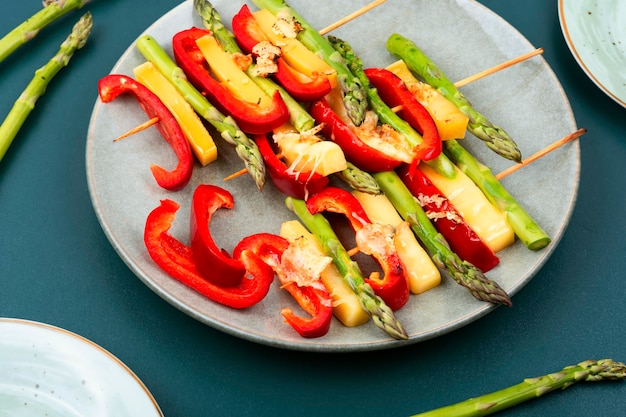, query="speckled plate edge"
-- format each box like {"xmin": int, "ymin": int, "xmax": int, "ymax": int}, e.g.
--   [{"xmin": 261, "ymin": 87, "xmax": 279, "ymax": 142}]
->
[
  {"xmin": 558, "ymin": 0, "xmax": 626, "ymax": 107},
  {"xmin": 86, "ymin": 0, "xmax": 579, "ymax": 352},
  {"xmin": 0, "ymin": 318, "xmax": 163, "ymax": 416}
]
